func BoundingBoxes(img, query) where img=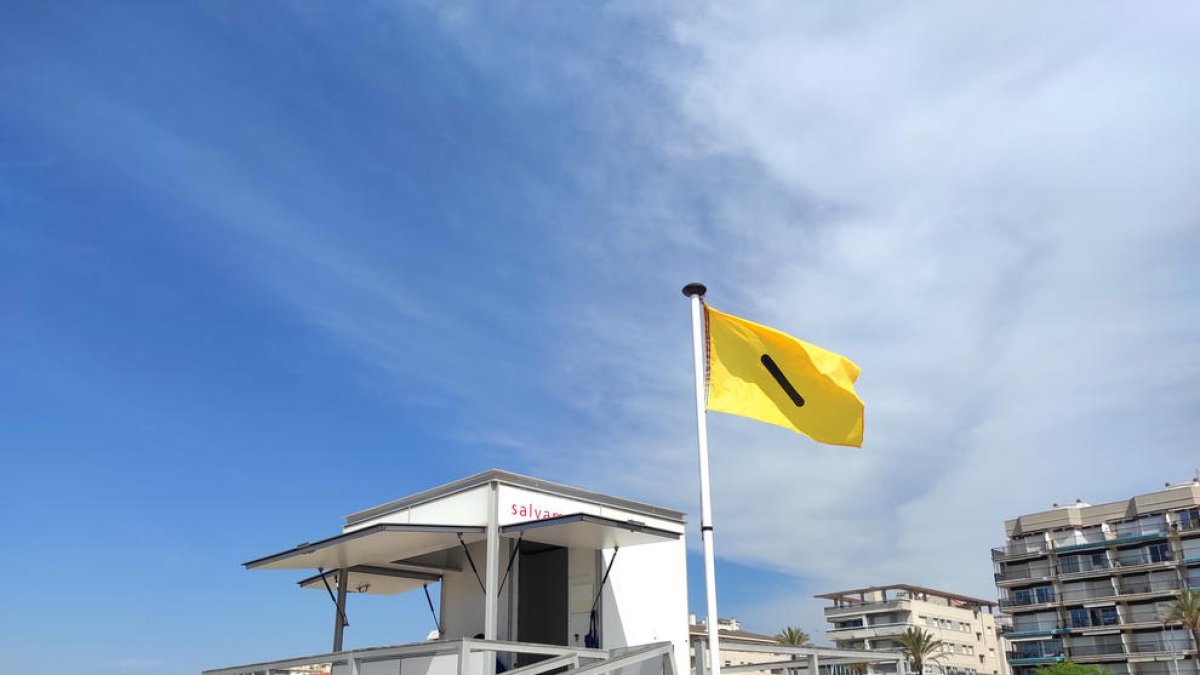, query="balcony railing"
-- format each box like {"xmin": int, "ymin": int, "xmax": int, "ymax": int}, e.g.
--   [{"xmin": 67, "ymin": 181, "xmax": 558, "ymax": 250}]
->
[
  {"xmin": 1117, "ymin": 579, "xmax": 1183, "ymax": 596},
  {"xmin": 1008, "ymin": 624, "xmax": 1075, "ymax": 634},
  {"xmin": 995, "ymin": 529, "xmax": 1175, "ymax": 559},
  {"xmin": 993, "ymin": 541, "xmax": 1051, "ymax": 558},
  {"xmin": 1059, "ymin": 561, "xmax": 1113, "ymax": 576},
  {"xmin": 1069, "ymin": 643, "xmax": 1125, "ymax": 657},
  {"xmin": 996, "ymin": 568, "xmax": 1056, "ymax": 583},
  {"xmin": 1009, "ymin": 622, "xmax": 1066, "ymax": 634},
  {"xmin": 824, "ymin": 599, "xmax": 908, "ymax": 614},
  {"xmin": 1175, "ymin": 519, "xmax": 1200, "ymax": 534},
  {"xmin": 1057, "ymin": 579, "xmax": 1184, "ymax": 604},
  {"xmin": 1001, "ymin": 592, "xmax": 1056, "ymax": 609},
  {"xmin": 1114, "ymin": 551, "xmax": 1175, "ymax": 567},
  {"xmin": 1008, "ymin": 644, "xmax": 1064, "ymax": 661},
  {"xmin": 1127, "ymin": 642, "xmax": 1186, "ymax": 654},
  {"xmin": 1132, "ymin": 665, "xmax": 1185, "ymax": 675},
  {"xmin": 1115, "ymin": 521, "xmax": 1168, "ymax": 538},
  {"xmin": 1060, "ymin": 586, "xmax": 1118, "ymax": 603}
]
